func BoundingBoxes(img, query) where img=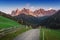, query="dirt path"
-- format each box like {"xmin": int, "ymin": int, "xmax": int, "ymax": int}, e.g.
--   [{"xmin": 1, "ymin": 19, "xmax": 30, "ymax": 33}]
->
[{"xmin": 13, "ymin": 29, "xmax": 40, "ymax": 40}]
